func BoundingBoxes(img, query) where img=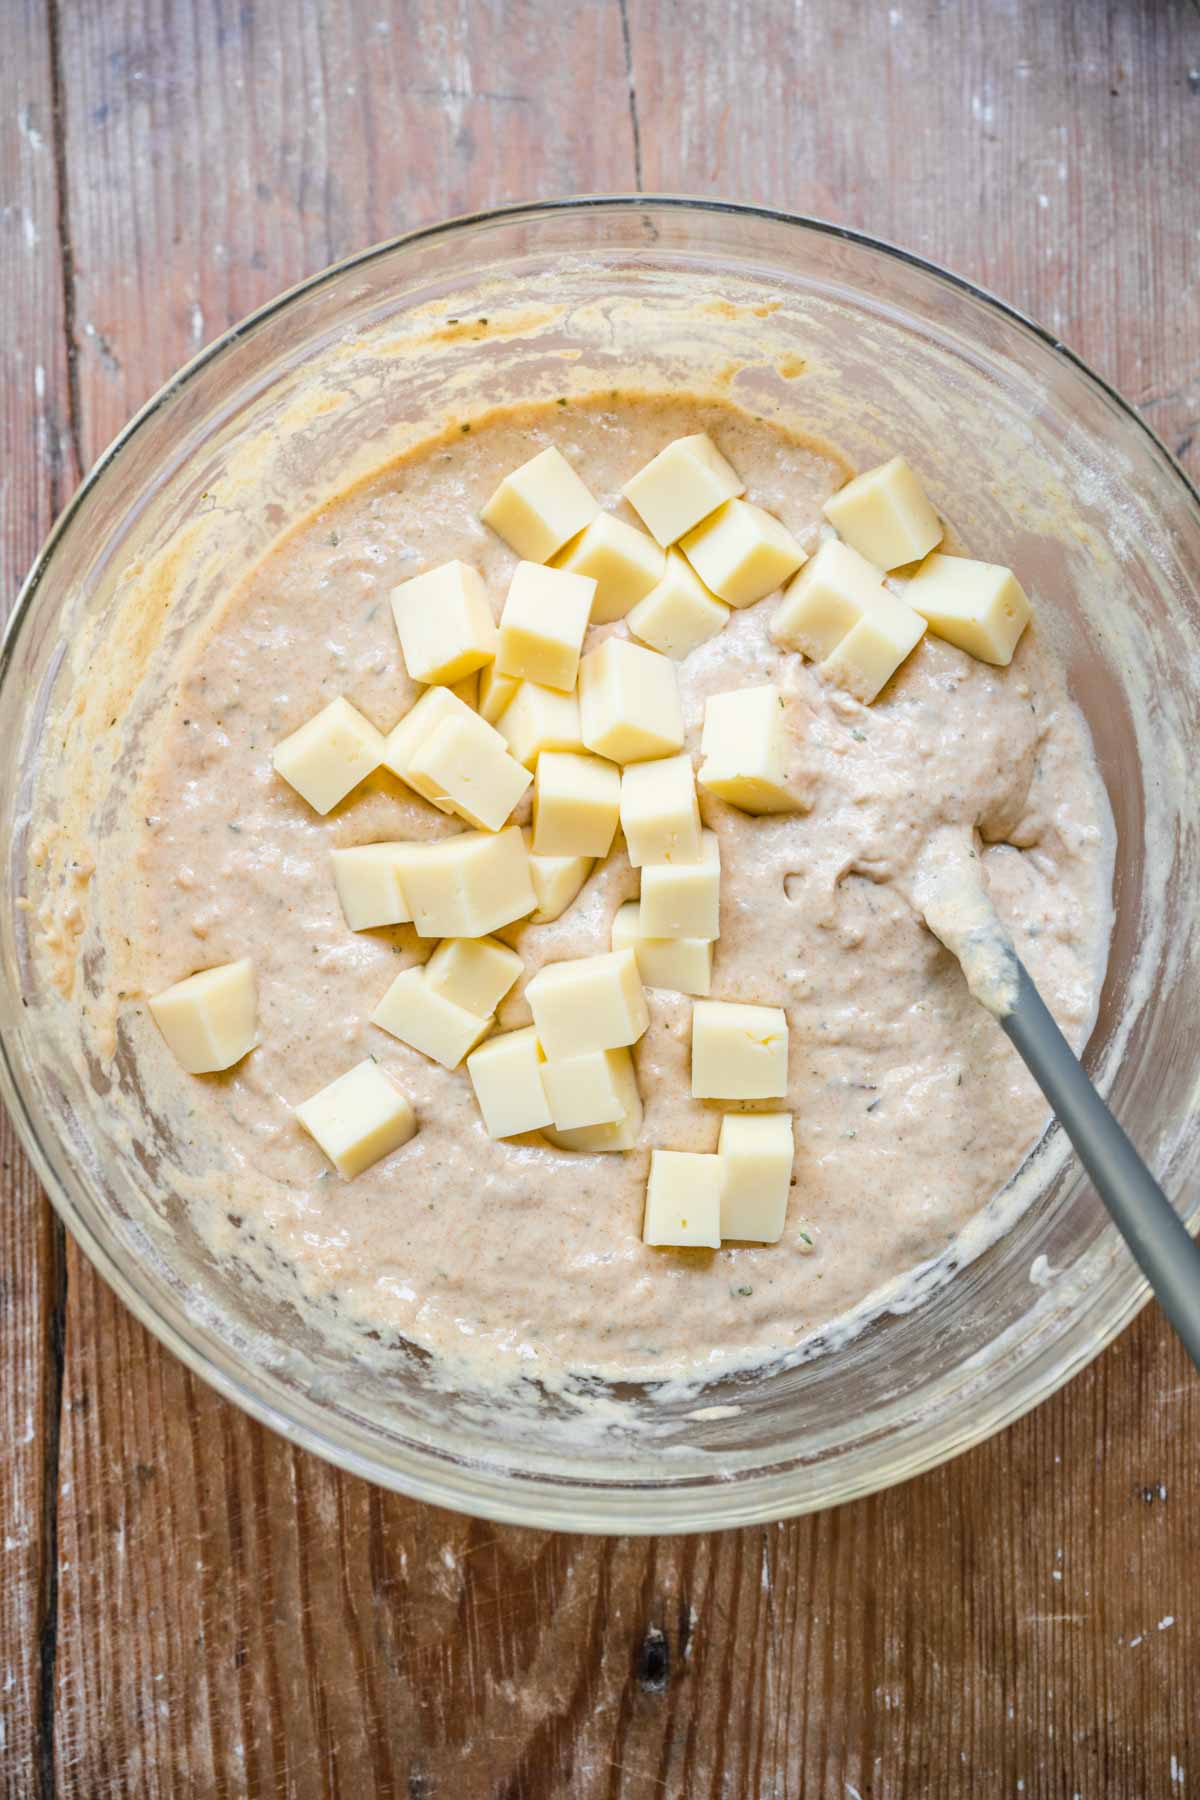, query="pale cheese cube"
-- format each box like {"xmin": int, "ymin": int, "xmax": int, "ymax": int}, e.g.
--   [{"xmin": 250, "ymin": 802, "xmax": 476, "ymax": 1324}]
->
[
  {"xmin": 496, "ymin": 681, "xmax": 584, "ymax": 768},
  {"xmin": 525, "ymin": 948, "xmax": 648, "ymax": 1058},
  {"xmin": 553, "ymin": 513, "xmax": 666, "ymax": 622},
  {"xmin": 424, "ymin": 935, "xmax": 522, "ymax": 1019},
  {"xmin": 521, "ymin": 829, "xmax": 593, "ymax": 923},
  {"xmin": 771, "ymin": 538, "xmax": 891, "ymax": 662},
  {"xmin": 642, "ymin": 1150, "xmax": 722, "ymax": 1248},
  {"xmin": 543, "ymin": 1048, "xmax": 642, "ymax": 1153},
  {"xmin": 371, "ymin": 965, "xmax": 491, "ymax": 1069},
  {"xmin": 680, "ymin": 499, "xmax": 806, "ymax": 608},
  {"xmin": 623, "ymin": 433, "xmax": 745, "ymax": 547},
  {"xmin": 541, "ymin": 1047, "xmax": 632, "ymax": 1131},
  {"xmin": 382, "ymin": 686, "xmax": 479, "ymax": 800},
  {"xmin": 478, "ymin": 662, "xmax": 520, "ymax": 723},
  {"xmin": 466, "ymin": 1026, "xmax": 553, "ymax": 1139},
  {"xmin": 639, "ymin": 829, "xmax": 720, "ymax": 940},
  {"xmin": 691, "ymin": 999, "xmax": 789, "ymax": 1100},
  {"xmin": 823, "ymin": 455, "xmax": 942, "ymax": 570},
  {"xmin": 698, "ymin": 685, "xmax": 797, "ymax": 814},
  {"xmin": 578, "ymin": 637, "xmax": 684, "ymax": 764},
  {"xmin": 627, "ymin": 550, "xmax": 730, "ymax": 659},
  {"xmin": 273, "ymin": 696, "xmax": 384, "ymax": 815},
  {"xmin": 532, "ymin": 750, "xmax": 620, "ymax": 858},
  {"xmin": 619, "ymin": 752, "xmax": 702, "ymax": 867},
  {"xmin": 612, "ymin": 901, "xmax": 712, "ymax": 996},
  {"xmin": 718, "ymin": 1112, "xmax": 794, "ymax": 1242},
  {"xmin": 391, "ymin": 826, "xmax": 535, "ymax": 938},
  {"xmin": 406, "ymin": 711, "xmax": 531, "ymax": 832},
  {"xmin": 495, "ymin": 562, "xmax": 595, "ymax": 691},
  {"xmin": 819, "ymin": 595, "xmax": 926, "ymax": 703},
  {"xmin": 482, "ymin": 446, "xmax": 600, "ymax": 562},
  {"xmin": 295, "ymin": 1058, "xmax": 416, "ymax": 1179},
  {"xmin": 148, "ymin": 958, "xmax": 257, "ymax": 1074},
  {"xmin": 390, "ymin": 560, "xmax": 497, "ymax": 685},
  {"xmin": 330, "ymin": 843, "xmax": 413, "ymax": 931},
  {"xmin": 903, "ymin": 552, "xmax": 1032, "ymax": 665}
]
